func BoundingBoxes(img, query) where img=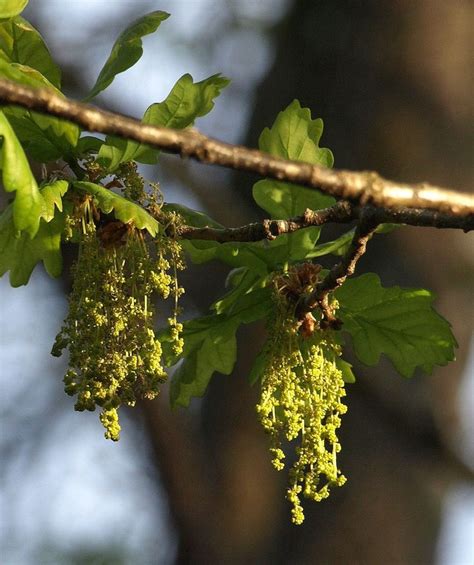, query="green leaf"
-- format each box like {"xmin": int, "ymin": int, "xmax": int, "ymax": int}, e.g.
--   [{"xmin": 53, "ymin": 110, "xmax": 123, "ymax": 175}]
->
[
  {"xmin": 253, "ymin": 100, "xmax": 334, "ymax": 262},
  {"xmin": 335, "ymin": 273, "xmax": 457, "ymax": 377},
  {"xmin": 162, "ymin": 286, "xmax": 272, "ymax": 407},
  {"xmin": 98, "ymin": 73, "xmax": 229, "ymax": 171},
  {"xmin": 0, "ymin": 110, "xmax": 43, "ymax": 237},
  {"xmin": 0, "ymin": 61, "xmax": 79, "ymax": 160},
  {"xmin": 335, "ymin": 357, "xmax": 356, "ymax": 384},
  {"xmin": 248, "ymin": 348, "xmax": 268, "ymax": 386},
  {"xmin": 144, "ymin": 73, "xmax": 230, "ymax": 128},
  {"xmin": 253, "ymin": 179, "xmax": 335, "ymax": 220},
  {"xmin": 76, "ymin": 136, "xmax": 104, "ymax": 155},
  {"xmin": 309, "ymin": 224, "xmax": 400, "ymax": 260},
  {"xmin": 0, "ymin": 16, "xmax": 61, "ymax": 87},
  {"xmin": 40, "ymin": 179, "xmax": 68, "ymax": 221},
  {"xmin": 0, "ymin": 0, "xmax": 28, "ymax": 19},
  {"xmin": 259, "ymin": 100, "xmax": 333, "ymax": 165},
  {"xmin": 308, "ymin": 229, "xmax": 355, "ymax": 258},
  {"xmin": 0, "ymin": 181, "xmax": 69, "ymax": 286},
  {"xmin": 72, "ymin": 181, "xmax": 159, "ymax": 236},
  {"xmin": 170, "ymin": 316, "xmax": 238, "ymax": 408},
  {"xmin": 213, "ymin": 267, "xmax": 261, "ymax": 315},
  {"xmin": 266, "ymin": 227, "xmax": 322, "ymax": 263},
  {"xmin": 85, "ymin": 11, "xmax": 170, "ymax": 101},
  {"xmin": 182, "ymin": 230, "xmax": 322, "ymax": 274},
  {"xmin": 253, "ymin": 99, "xmax": 334, "ymax": 218}
]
